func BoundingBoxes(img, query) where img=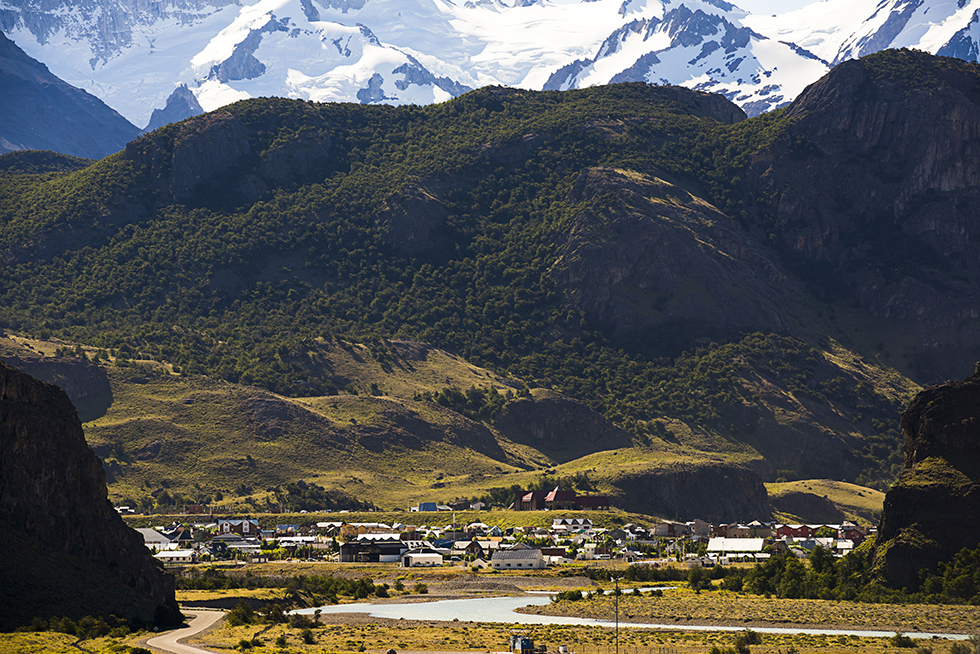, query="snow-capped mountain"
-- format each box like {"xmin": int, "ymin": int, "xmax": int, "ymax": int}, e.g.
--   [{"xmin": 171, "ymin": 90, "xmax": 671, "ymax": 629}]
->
[{"xmin": 2, "ymin": 0, "xmax": 980, "ymax": 128}]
